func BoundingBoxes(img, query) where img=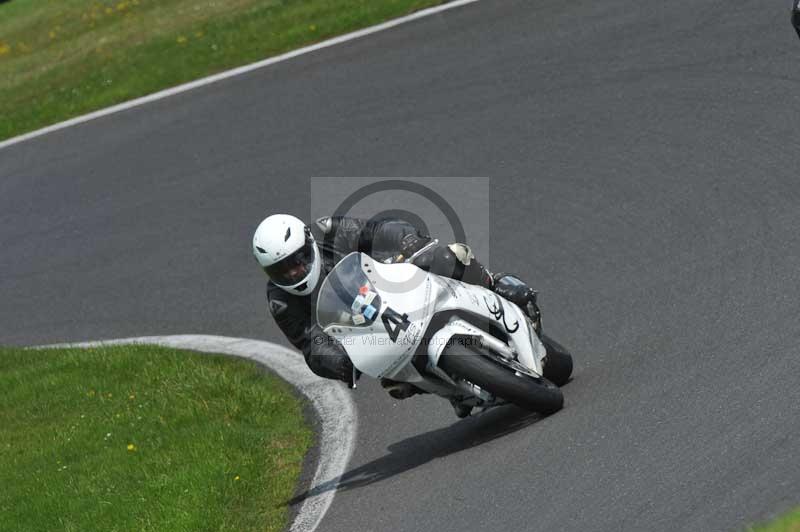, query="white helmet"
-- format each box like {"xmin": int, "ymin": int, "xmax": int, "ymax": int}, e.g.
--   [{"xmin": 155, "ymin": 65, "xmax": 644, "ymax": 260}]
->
[{"xmin": 252, "ymin": 214, "xmax": 321, "ymax": 296}]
